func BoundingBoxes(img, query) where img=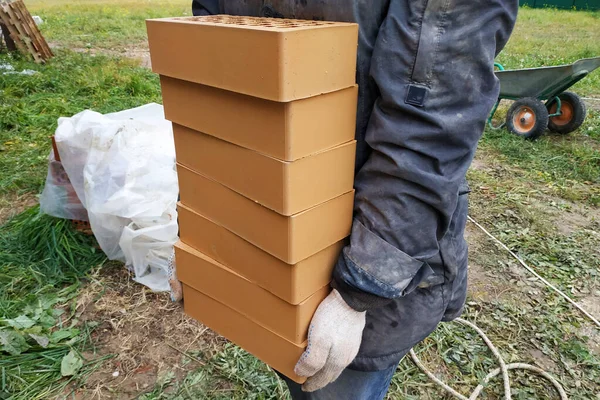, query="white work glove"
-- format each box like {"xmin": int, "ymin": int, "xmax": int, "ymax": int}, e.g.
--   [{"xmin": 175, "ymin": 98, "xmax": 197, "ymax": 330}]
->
[{"xmin": 294, "ymin": 289, "xmax": 367, "ymax": 392}]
